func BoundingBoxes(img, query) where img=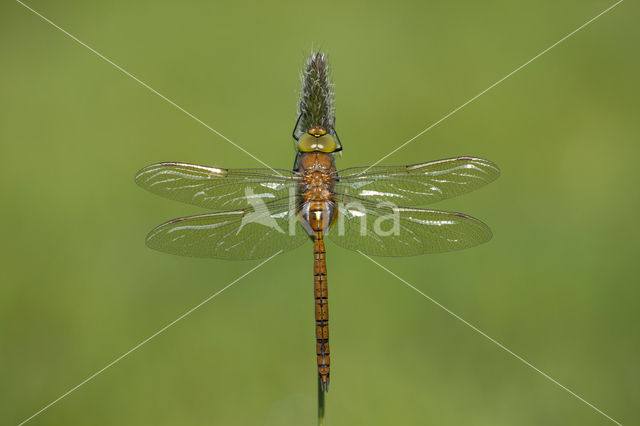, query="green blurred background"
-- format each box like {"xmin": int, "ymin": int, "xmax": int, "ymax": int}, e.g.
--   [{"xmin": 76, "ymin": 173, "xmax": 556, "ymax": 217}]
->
[{"xmin": 1, "ymin": 0, "xmax": 638, "ymax": 424}]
